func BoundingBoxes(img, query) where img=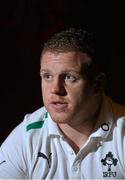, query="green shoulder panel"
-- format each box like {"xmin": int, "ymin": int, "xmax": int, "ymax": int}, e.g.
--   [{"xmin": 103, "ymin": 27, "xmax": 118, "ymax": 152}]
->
[
  {"xmin": 26, "ymin": 120, "xmax": 44, "ymax": 131},
  {"xmin": 26, "ymin": 111, "xmax": 48, "ymax": 131}
]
